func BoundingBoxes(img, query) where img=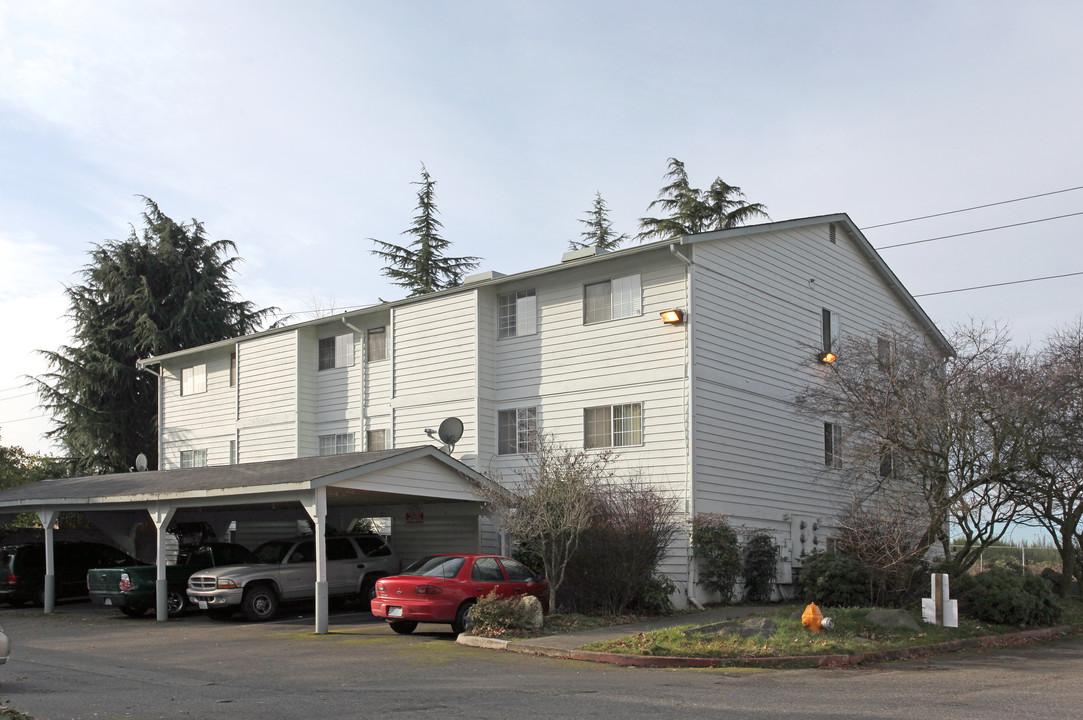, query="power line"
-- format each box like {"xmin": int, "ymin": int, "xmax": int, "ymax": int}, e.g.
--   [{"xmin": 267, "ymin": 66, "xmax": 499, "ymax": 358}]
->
[
  {"xmin": 874, "ymin": 211, "xmax": 1083, "ymax": 250},
  {"xmin": 913, "ymin": 270, "xmax": 1083, "ymax": 298},
  {"xmin": 862, "ymin": 185, "xmax": 1083, "ymax": 229}
]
